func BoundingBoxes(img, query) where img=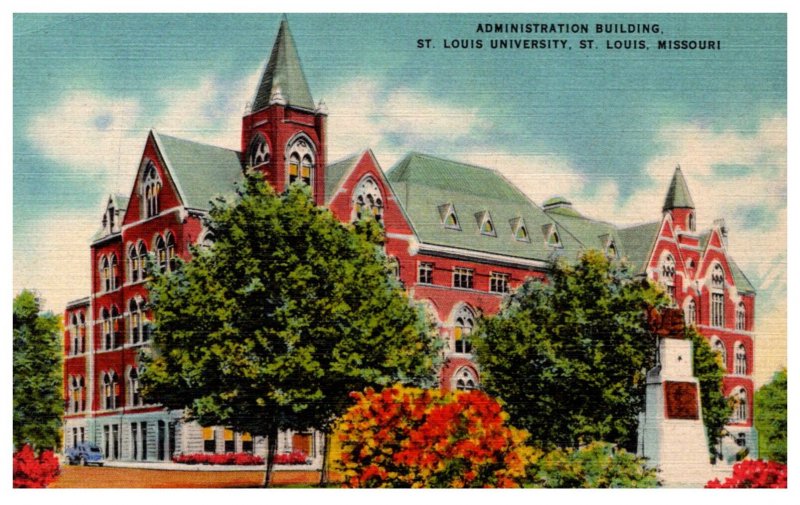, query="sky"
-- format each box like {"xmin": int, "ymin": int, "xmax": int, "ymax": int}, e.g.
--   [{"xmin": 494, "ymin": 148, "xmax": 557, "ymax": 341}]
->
[{"xmin": 12, "ymin": 13, "xmax": 786, "ymax": 386}]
